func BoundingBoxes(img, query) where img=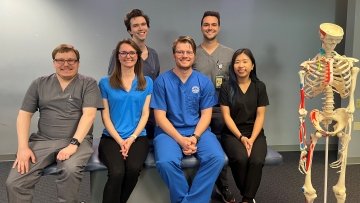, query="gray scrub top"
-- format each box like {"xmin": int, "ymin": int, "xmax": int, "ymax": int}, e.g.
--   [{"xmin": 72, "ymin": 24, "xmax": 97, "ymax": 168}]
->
[{"xmin": 21, "ymin": 73, "xmax": 103, "ymax": 140}]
